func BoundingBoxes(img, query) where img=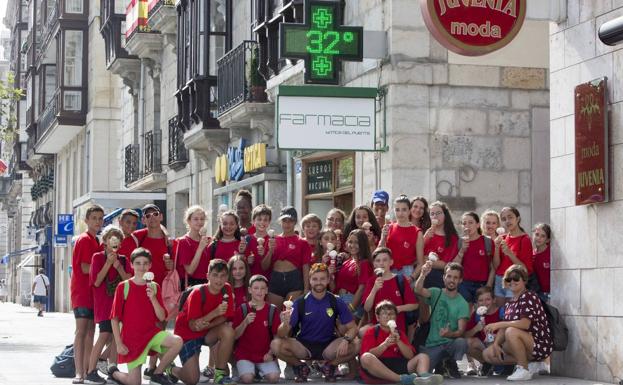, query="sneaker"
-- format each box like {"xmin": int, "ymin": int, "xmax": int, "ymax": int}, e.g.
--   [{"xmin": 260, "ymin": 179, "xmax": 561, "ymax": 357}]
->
[
  {"xmin": 284, "ymin": 364, "xmax": 296, "ymax": 380},
  {"xmin": 478, "ymin": 363, "xmax": 493, "ymax": 377},
  {"xmin": 414, "ymin": 373, "xmax": 444, "ymax": 384},
  {"xmin": 309, "ymin": 362, "xmax": 323, "ymax": 379},
  {"xmin": 199, "ymin": 366, "xmax": 214, "ymax": 383},
  {"xmin": 399, "ymin": 374, "xmax": 418, "ymax": 384},
  {"xmin": 150, "ymin": 373, "xmax": 174, "ymax": 385},
  {"xmin": 85, "ymin": 370, "xmax": 107, "ymax": 385},
  {"xmin": 144, "ymin": 368, "xmax": 155, "ymax": 380},
  {"xmin": 445, "ymin": 360, "xmax": 461, "ymax": 379},
  {"xmin": 507, "ymin": 365, "xmax": 533, "ymax": 381},
  {"xmin": 165, "ymin": 364, "xmax": 179, "ymax": 384},
  {"xmin": 214, "ymin": 369, "xmax": 236, "ymax": 385},
  {"xmin": 294, "ymin": 364, "xmax": 310, "ymax": 383},
  {"xmin": 337, "ymin": 363, "xmax": 349, "ymax": 377},
  {"xmin": 107, "ymin": 366, "xmax": 123, "ymax": 385},
  {"xmin": 320, "ymin": 363, "xmax": 337, "ymax": 382},
  {"xmin": 465, "ymin": 362, "xmax": 478, "ymax": 376},
  {"xmin": 96, "ymin": 359, "xmax": 108, "ymax": 375},
  {"xmin": 528, "ymin": 361, "xmax": 550, "ymax": 375},
  {"xmin": 37, "ymin": 310, "xmax": 43, "ymax": 317}
]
